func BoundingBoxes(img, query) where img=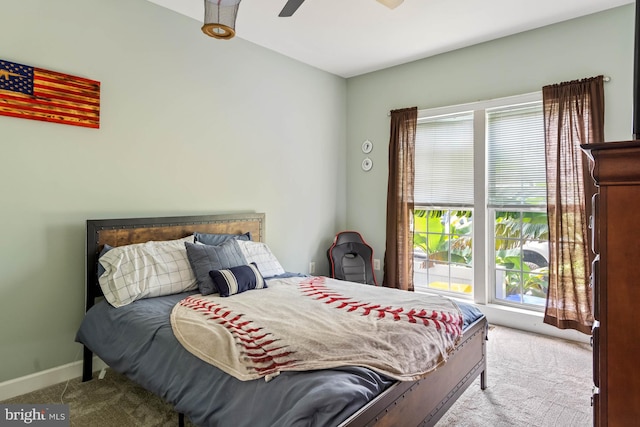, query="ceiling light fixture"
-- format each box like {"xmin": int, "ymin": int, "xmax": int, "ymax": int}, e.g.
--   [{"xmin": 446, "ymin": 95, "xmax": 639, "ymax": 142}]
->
[
  {"xmin": 202, "ymin": 0, "xmax": 241, "ymax": 40},
  {"xmin": 376, "ymin": 0, "xmax": 404, "ymax": 9}
]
